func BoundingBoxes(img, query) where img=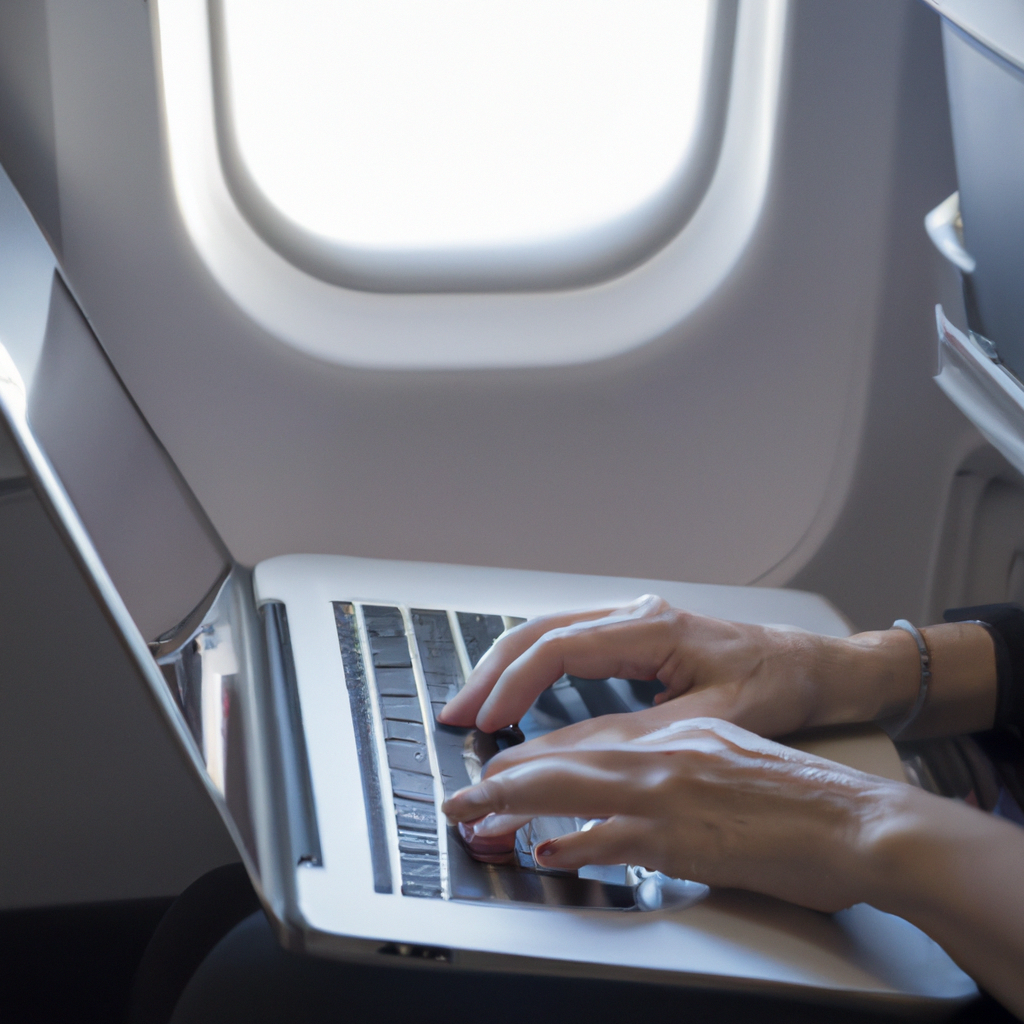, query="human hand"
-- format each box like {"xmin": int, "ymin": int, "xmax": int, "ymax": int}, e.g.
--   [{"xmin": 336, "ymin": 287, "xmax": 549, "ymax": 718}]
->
[
  {"xmin": 444, "ymin": 717, "xmax": 908, "ymax": 913},
  {"xmin": 438, "ymin": 595, "xmax": 868, "ymax": 737}
]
